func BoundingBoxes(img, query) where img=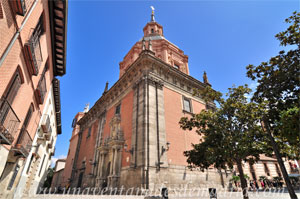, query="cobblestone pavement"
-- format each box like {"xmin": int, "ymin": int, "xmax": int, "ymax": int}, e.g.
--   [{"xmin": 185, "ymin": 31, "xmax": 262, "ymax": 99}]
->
[{"xmin": 23, "ymin": 192, "xmax": 300, "ymax": 199}]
